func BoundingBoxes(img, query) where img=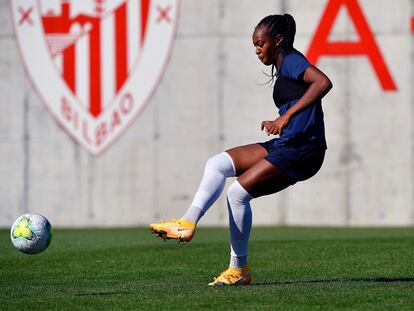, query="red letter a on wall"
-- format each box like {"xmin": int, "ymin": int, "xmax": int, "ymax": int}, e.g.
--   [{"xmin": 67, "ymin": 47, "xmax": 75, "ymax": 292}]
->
[{"xmin": 306, "ymin": 0, "xmax": 397, "ymax": 91}]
